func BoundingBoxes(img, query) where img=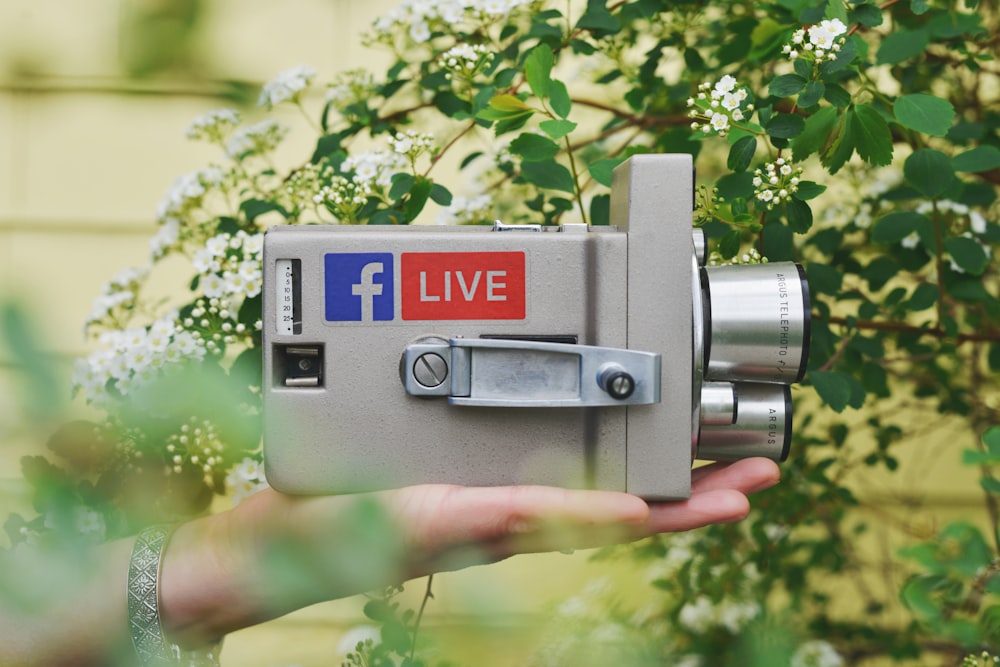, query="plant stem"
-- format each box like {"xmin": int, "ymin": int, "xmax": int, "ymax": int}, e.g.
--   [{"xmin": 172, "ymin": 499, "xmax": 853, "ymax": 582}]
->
[{"xmin": 409, "ymin": 574, "xmax": 435, "ymax": 664}]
